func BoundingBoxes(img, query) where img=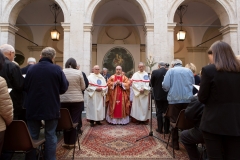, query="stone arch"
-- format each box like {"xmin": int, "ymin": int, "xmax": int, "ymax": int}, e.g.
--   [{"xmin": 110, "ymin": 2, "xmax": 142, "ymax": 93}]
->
[
  {"xmin": 168, "ymin": 0, "xmax": 236, "ymax": 26},
  {"xmin": 3, "ymin": 0, "xmax": 70, "ymax": 24},
  {"xmin": 85, "ymin": 0, "xmax": 152, "ymax": 23}
]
